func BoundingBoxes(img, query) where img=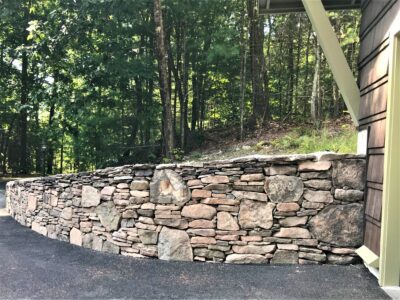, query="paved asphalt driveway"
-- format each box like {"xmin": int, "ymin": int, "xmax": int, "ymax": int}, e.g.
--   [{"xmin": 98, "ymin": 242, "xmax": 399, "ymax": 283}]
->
[{"xmin": 0, "ymin": 216, "xmax": 389, "ymax": 299}]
